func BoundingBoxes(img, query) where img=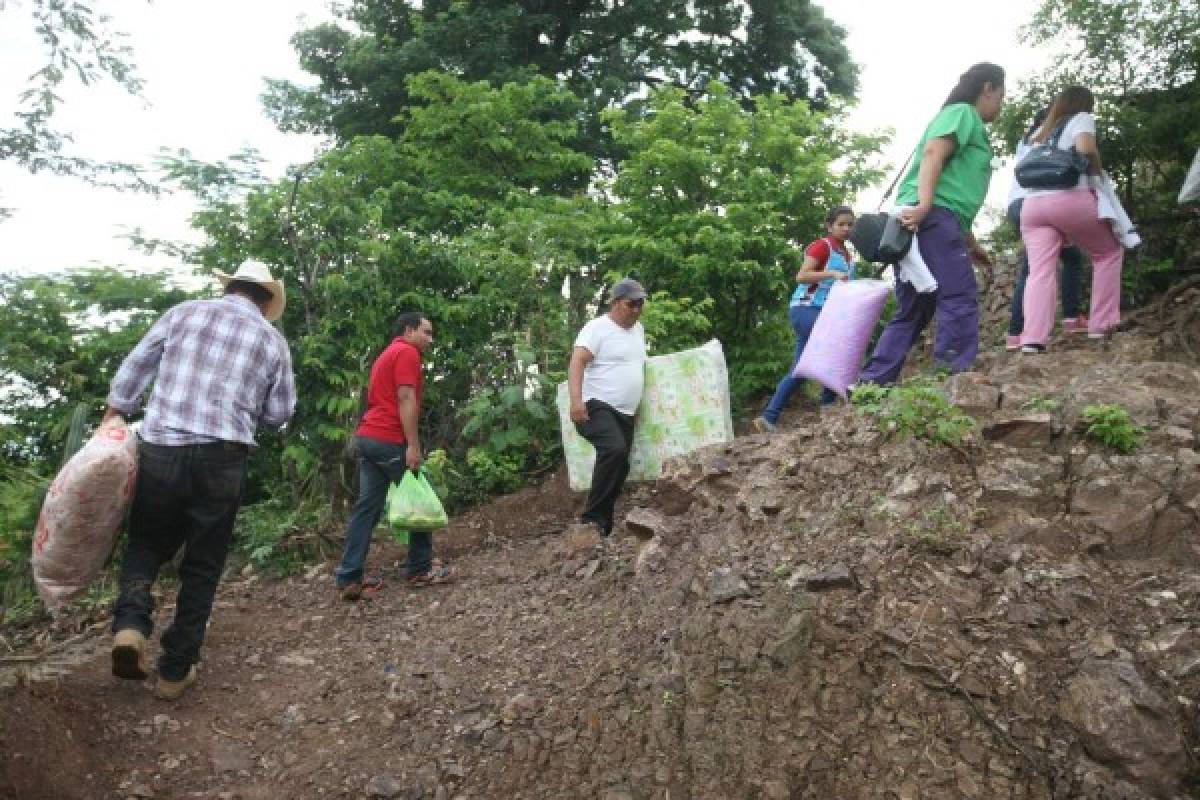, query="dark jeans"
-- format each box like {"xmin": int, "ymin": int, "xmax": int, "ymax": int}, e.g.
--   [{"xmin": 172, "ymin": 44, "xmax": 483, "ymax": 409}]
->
[
  {"xmin": 112, "ymin": 439, "xmax": 248, "ymax": 681},
  {"xmin": 860, "ymin": 206, "xmax": 979, "ymax": 385},
  {"xmin": 762, "ymin": 303, "xmax": 837, "ymax": 424},
  {"xmin": 335, "ymin": 436, "xmax": 432, "ymax": 587},
  {"xmin": 1006, "ymin": 199, "xmax": 1084, "ymax": 335},
  {"xmin": 574, "ymin": 400, "xmax": 635, "ymax": 536}
]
